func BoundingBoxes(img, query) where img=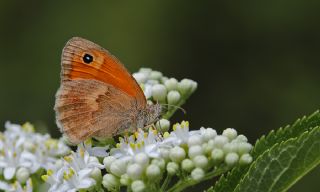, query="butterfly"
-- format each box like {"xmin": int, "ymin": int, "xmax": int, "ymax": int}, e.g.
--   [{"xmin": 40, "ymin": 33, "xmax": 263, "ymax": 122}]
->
[{"xmin": 54, "ymin": 37, "xmax": 161, "ymax": 144}]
